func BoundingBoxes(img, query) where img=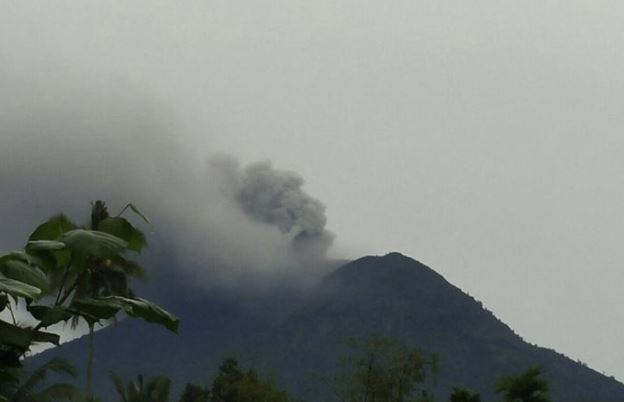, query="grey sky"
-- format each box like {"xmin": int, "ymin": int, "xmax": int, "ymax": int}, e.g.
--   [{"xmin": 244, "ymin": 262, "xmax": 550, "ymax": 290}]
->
[{"xmin": 1, "ymin": 0, "xmax": 624, "ymax": 380}]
